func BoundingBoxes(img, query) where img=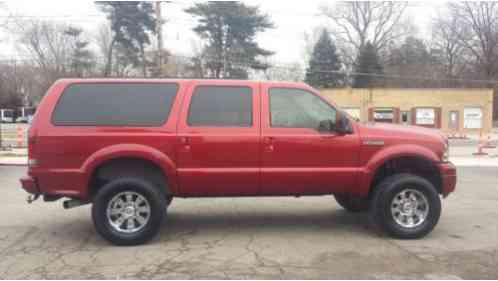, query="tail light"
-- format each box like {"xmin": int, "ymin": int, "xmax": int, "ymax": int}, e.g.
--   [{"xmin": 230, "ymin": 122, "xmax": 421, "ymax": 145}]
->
[{"xmin": 28, "ymin": 127, "xmax": 38, "ymax": 168}]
